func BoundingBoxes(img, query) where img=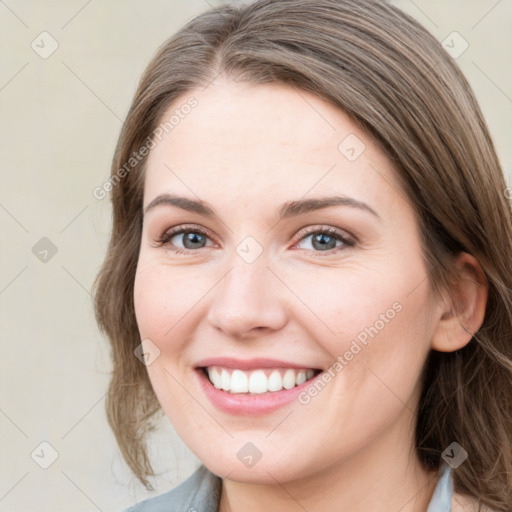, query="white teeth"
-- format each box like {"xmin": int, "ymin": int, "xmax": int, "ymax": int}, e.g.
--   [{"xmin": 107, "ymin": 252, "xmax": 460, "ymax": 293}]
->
[
  {"xmin": 205, "ymin": 366, "xmax": 318, "ymax": 394},
  {"xmin": 210, "ymin": 367, "xmax": 222, "ymax": 389},
  {"xmin": 296, "ymin": 370, "xmax": 307, "ymax": 385},
  {"xmin": 230, "ymin": 370, "xmax": 249, "ymax": 393},
  {"xmin": 248, "ymin": 370, "xmax": 267, "ymax": 394},
  {"xmin": 267, "ymin": 370, "xmax": 282, "ymax": 392},
  {"xmin": 221, "ymin": 369, "xmax": 231, "ymax": 391},
  {"xmin": 282, "ymin": 369, "xmax": 296, "ymax": 389}
]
